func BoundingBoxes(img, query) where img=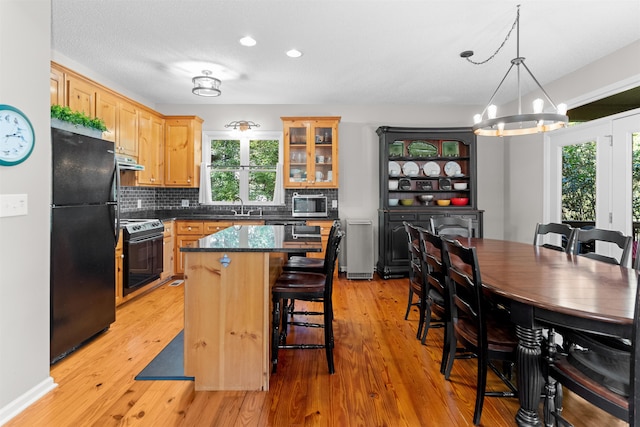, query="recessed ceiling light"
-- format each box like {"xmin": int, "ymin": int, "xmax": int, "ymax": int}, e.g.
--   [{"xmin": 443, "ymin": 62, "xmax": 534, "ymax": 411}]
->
[
  {"xmin": 239, "ymin": 36, "xmax": 256, "ymax": 47},
  {"xmin": 286, "ymin": 49, "xmax": 303, "ymax": 58}
]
